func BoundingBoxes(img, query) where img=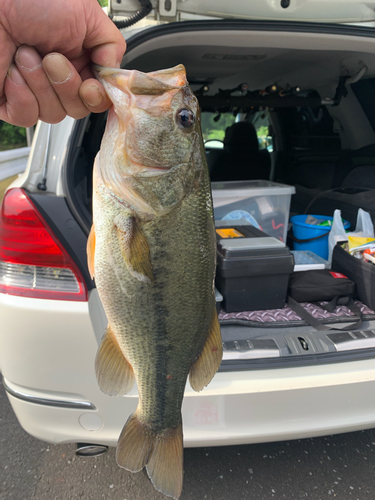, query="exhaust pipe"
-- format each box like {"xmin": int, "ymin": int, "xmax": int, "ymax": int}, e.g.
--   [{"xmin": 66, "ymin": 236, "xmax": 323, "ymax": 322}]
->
[{"xmin": 75, "ymin": 443, "xmax": 108, "ymax": 457}]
